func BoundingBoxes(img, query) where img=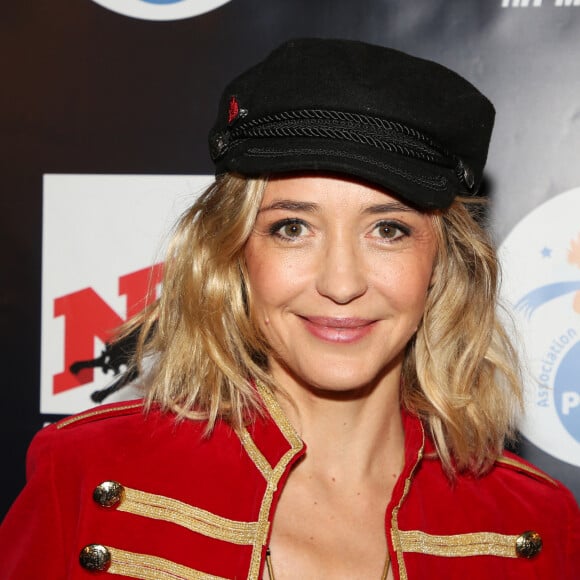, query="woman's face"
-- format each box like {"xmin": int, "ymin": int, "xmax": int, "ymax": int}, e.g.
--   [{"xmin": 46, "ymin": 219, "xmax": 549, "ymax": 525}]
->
[{"xmin": 244, "ymin": 175, "xmax": 437, "ymax": 394}]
